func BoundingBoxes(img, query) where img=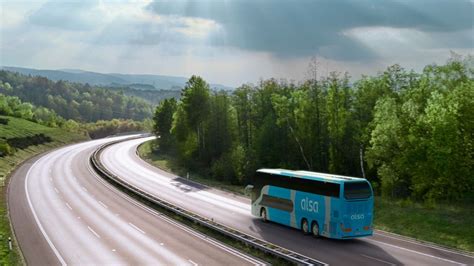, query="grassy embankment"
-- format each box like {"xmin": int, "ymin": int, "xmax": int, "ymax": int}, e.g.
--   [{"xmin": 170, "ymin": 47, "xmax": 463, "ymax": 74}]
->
[
  {"xmin": 0, "ymin": 115, "xmax": 87, "ymax": 265},
  {"xmin": 138, "ymin": 140, "xmax": 474, "ymax": 253}
]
